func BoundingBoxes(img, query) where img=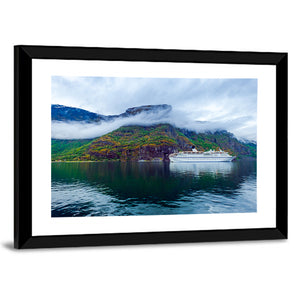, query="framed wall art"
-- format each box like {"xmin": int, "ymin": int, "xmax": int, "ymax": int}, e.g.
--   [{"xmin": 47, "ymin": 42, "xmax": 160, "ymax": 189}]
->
[{"xmin": 14, "ymin": 45, "xmax": 288, "ymax": 248}]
